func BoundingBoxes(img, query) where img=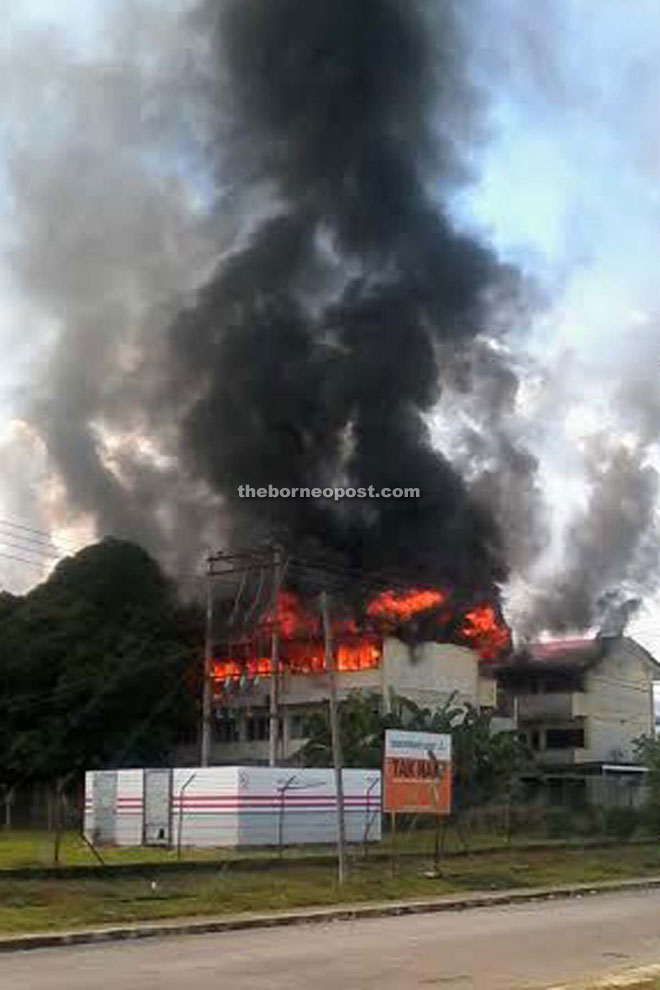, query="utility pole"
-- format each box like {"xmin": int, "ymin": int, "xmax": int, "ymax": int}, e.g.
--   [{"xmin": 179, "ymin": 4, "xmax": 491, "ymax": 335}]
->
[
  {"xmin": 200, "ymin": 557, "xmax": 213, "ymax": 767},
  {"xmin": 269, "ymin": 545, "xmax": 282, "ymax": 767},
  {"xmin": 321, "ymin": 590, "xmax": 347, "ymax": 885}
]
